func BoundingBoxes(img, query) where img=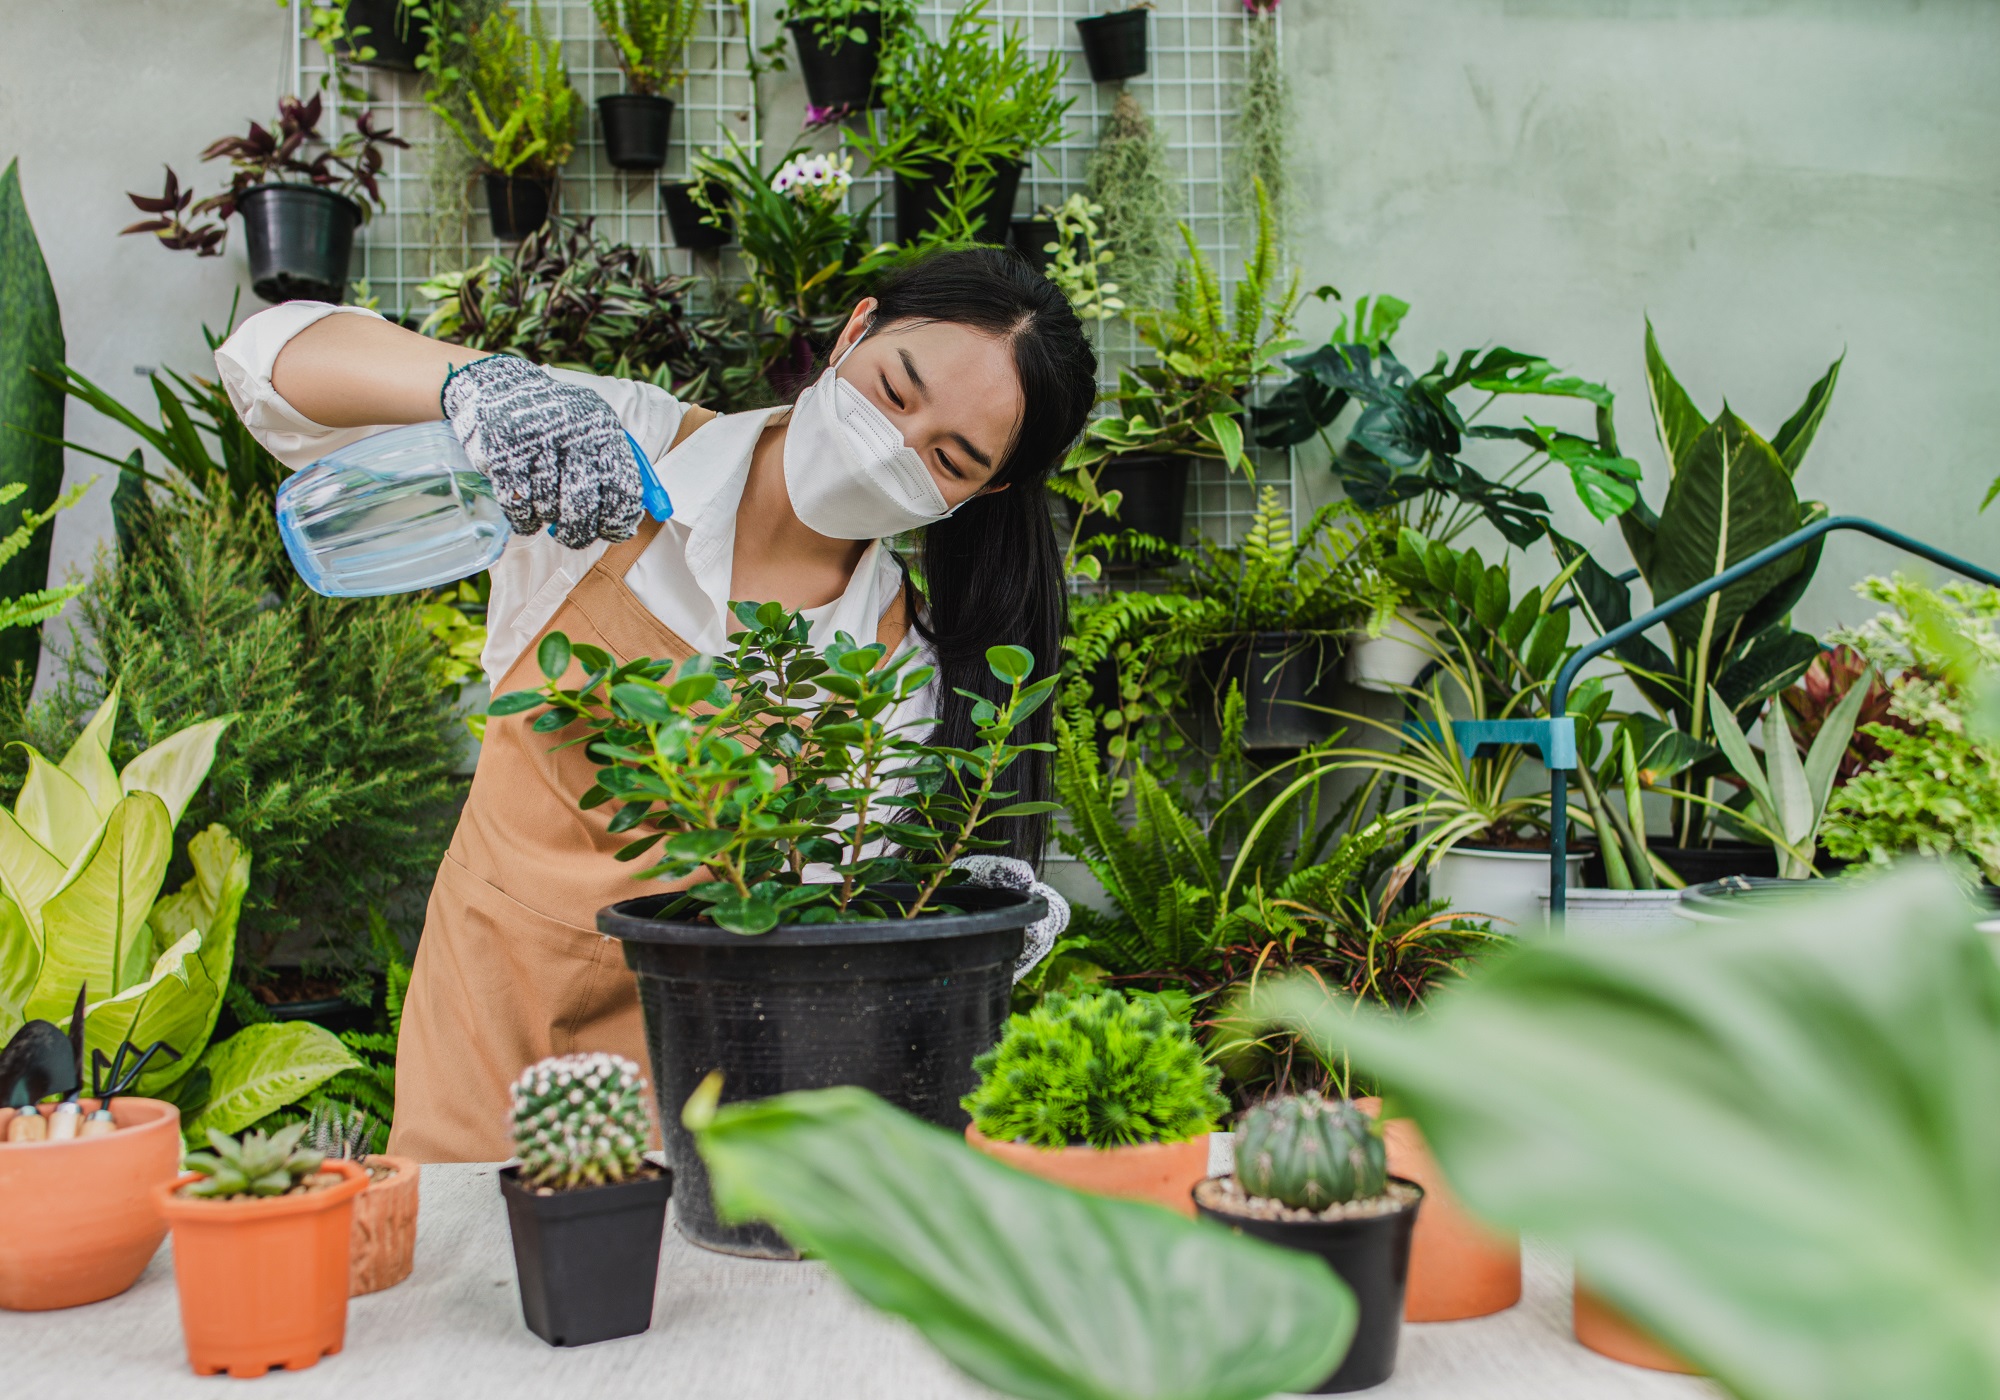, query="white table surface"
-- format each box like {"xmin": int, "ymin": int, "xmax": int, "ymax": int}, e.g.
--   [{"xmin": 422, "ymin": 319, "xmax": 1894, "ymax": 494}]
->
[{"xmin": 2, "ymin": 1162, "xmax": 1722, "ymax": 1399}]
